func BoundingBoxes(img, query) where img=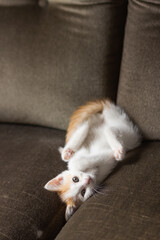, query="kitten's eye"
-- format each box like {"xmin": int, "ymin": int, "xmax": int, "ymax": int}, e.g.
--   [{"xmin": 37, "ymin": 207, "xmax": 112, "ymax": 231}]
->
[
  {"xmin": 81, "ymin": 189, "xmax": 86, "ymax": 197},
  {"xmin": 72, "ymin": 176, "xmax": 79, "ymax": 183}
]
